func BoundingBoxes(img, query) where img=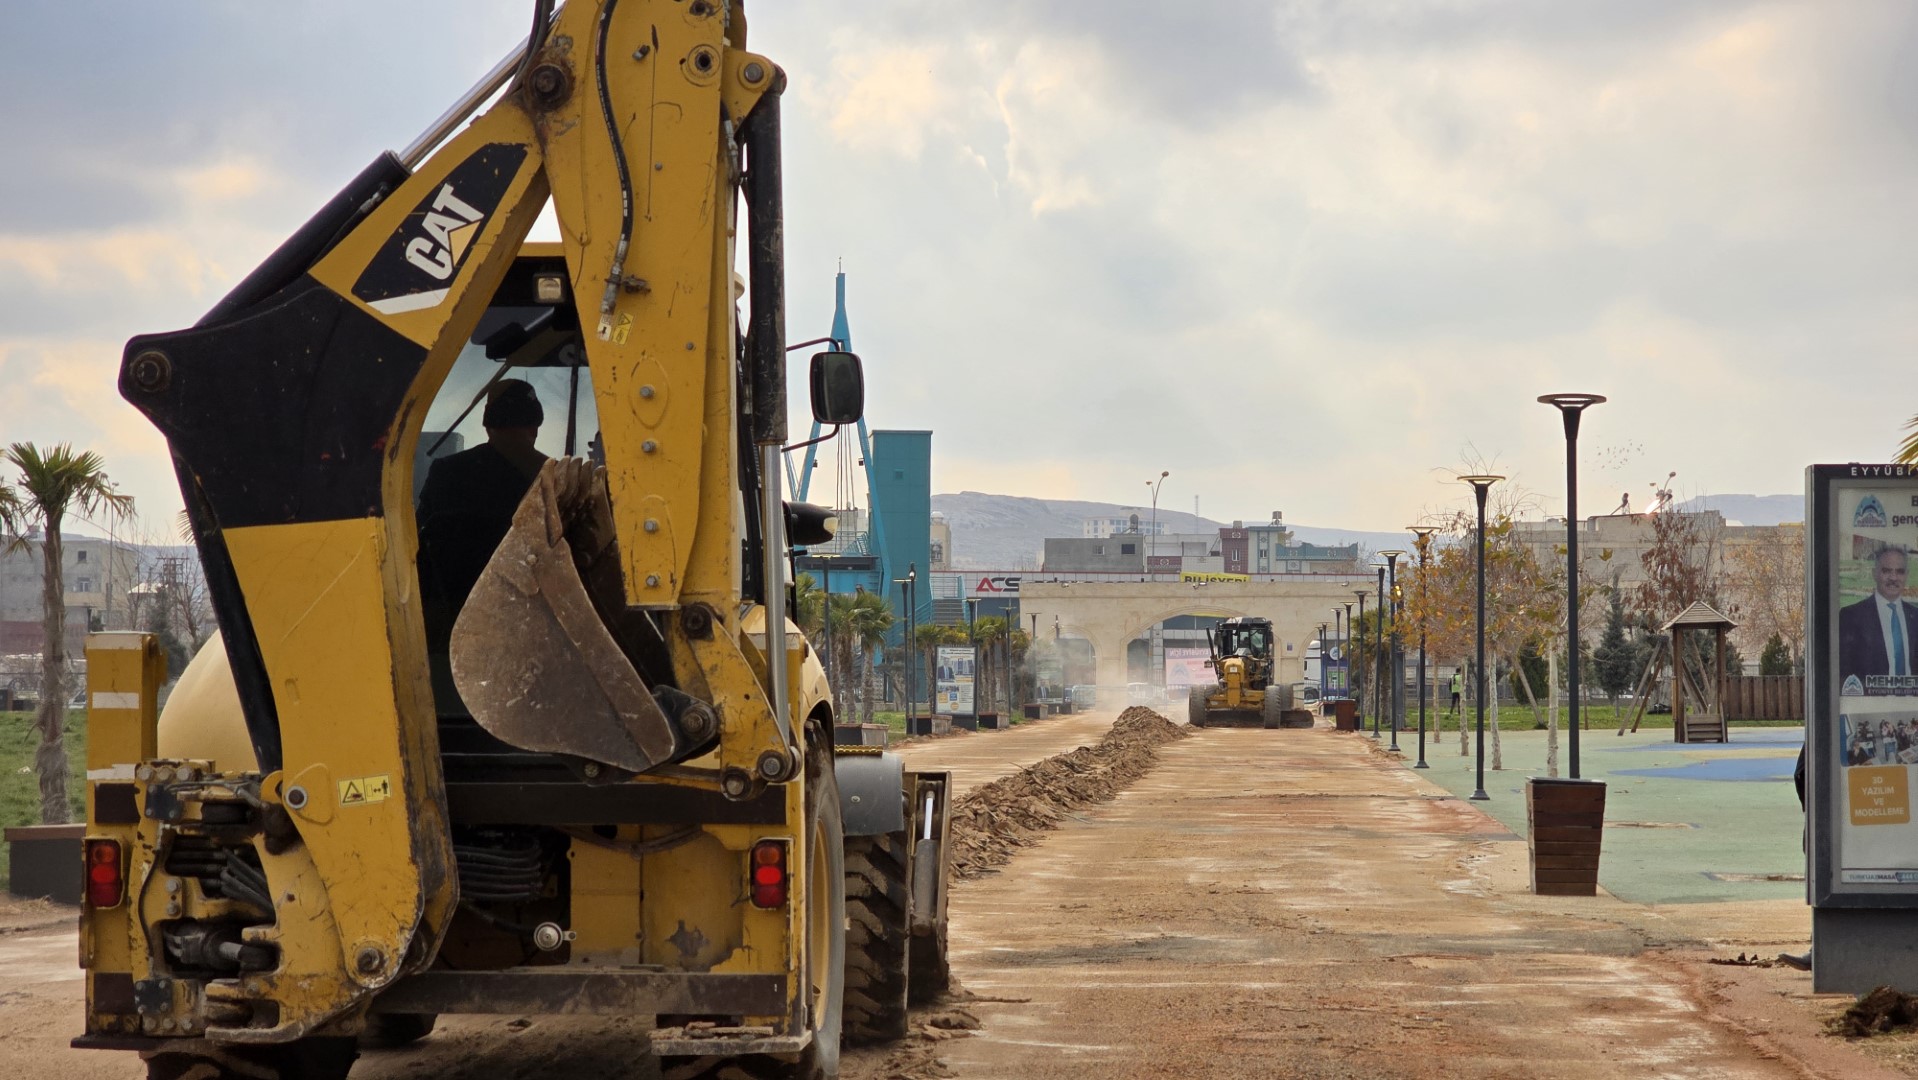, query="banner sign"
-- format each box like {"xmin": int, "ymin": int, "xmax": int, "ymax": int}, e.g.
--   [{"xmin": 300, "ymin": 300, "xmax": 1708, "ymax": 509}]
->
[
  {"xmin": 1164, "ymin": 647, "xmax": 1212, "ymax": 691},
  {"xmin": 1811, "ymin": 464, "xmax": 1918, "ymax": 902},
  {"xmin": 1180, "ymin": 571, "xmax": 1249, "ymax": 584},
  {"xmin": 934, "ymin": 644, "xmax": 976, "ymax": 716}
]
